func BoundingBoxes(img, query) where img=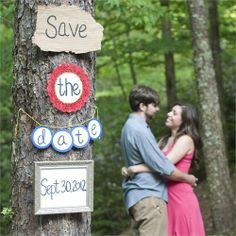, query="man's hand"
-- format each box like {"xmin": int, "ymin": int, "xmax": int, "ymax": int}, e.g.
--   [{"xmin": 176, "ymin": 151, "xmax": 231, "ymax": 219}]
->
[
  {"xmin": 189, "ymin": 174, "xmax": 198, "ymax": 187},
  {"xmin": 121, "ymin": 167, "xmax": 129, "ymax": 178}
]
